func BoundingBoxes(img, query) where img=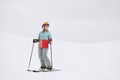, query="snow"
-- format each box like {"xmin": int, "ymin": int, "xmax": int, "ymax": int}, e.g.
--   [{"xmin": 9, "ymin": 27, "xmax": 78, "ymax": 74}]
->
[
  {"xmin": 0, "ymin": 0, "xmax": 120, "ymax": 80},
  {"xmin": 0, "ymin": 32, "xmax": 120, "ymax": 80}
]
